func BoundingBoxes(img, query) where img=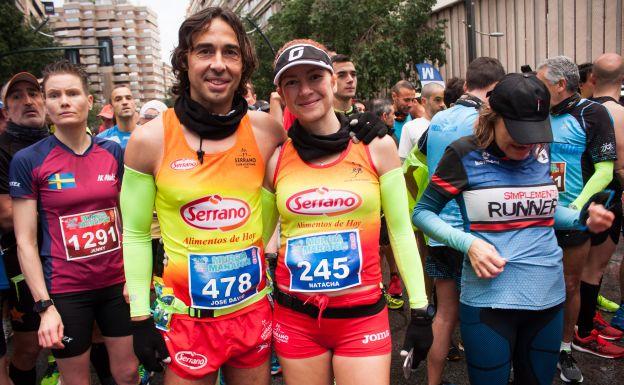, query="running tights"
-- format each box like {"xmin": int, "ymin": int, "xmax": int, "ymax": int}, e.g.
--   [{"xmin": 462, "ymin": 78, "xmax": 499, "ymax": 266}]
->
[{"xmin": 460, "ymin": 303, "xmax": 563, "ymax": 385}]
